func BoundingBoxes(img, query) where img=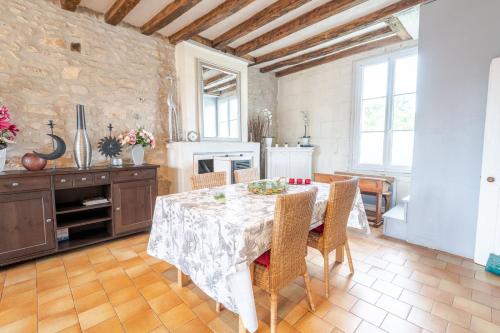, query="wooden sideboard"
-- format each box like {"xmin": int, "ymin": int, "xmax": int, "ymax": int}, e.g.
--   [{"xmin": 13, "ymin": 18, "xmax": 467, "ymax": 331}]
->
[{"xmin": 0, "ymin": 164, "xmax": 158, "ymax": 266}]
